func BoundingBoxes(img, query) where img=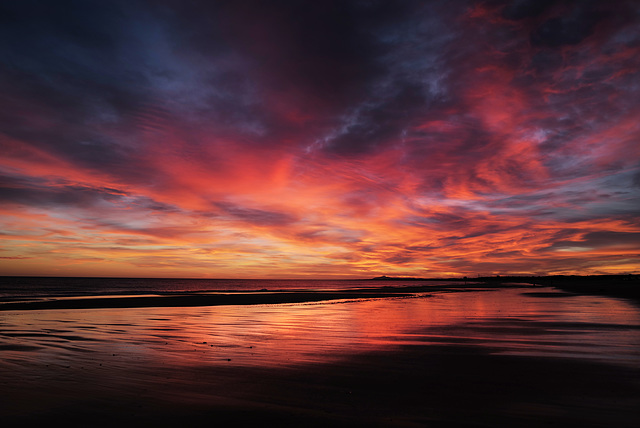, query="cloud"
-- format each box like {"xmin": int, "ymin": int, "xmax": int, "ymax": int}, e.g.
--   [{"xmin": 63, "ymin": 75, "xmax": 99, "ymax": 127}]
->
[
  {"xmin": 214, "ymin": 202, "xmax": 297, "ymax": 227},
  {"xmin": 529, "ymin": 2, "xmax": 604, "ymax": 47},
  {"xmin": 546, "ymin": 231, "xmax": 640, "ymax": 252},
  {"xmin": 0, "ymin": 0, "xmax": 639, "ymax": 277}
]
